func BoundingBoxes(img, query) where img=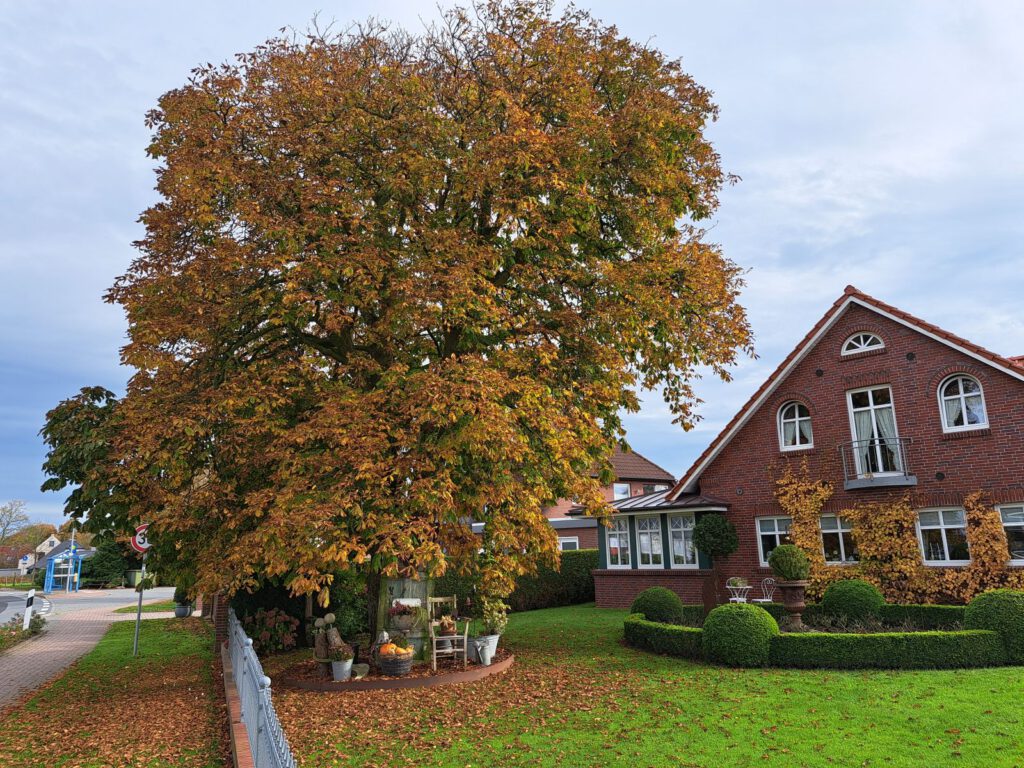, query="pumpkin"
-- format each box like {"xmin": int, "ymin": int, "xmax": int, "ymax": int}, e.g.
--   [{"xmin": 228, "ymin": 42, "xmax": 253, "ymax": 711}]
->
[{"xmin": 379, "ymin": 643, "xmax": 398, "ymax": 655}]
